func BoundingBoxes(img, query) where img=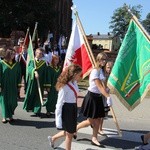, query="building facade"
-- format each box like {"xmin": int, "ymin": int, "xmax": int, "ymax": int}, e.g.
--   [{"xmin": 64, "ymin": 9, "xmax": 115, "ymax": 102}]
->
[{"xmin": 91, "ymin": 32, "xmax": 121, "ymax": 51}]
